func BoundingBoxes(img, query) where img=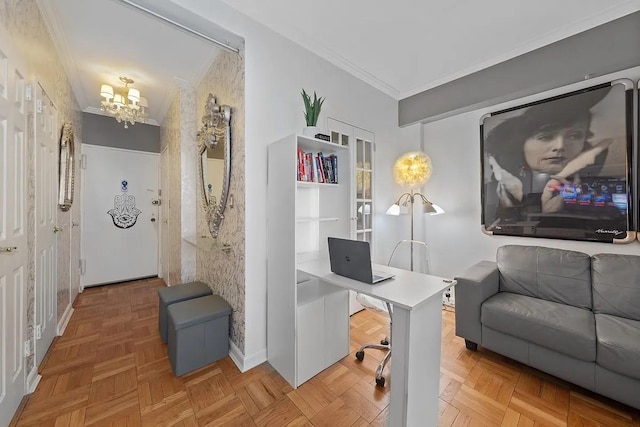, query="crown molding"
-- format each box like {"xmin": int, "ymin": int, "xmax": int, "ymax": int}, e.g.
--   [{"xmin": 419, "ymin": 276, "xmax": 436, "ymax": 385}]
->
[
  {"xmin": 398, "ymin": 2, "xmax": 640, "ymax": 99},
  {"xmin": 226, "ymin": 1, "xmax": 637, "ymax": 101},
  {"xmin": 236, "ymin": 11, "xmax": 400, "ymax": 99},
  {"xmin": 299, "ymin": 37, "xmax": 400, "ymax": 100},
  {"xmin": 173, "ymin": 76, "xmax": 194, "ymax": 90},
  {"xmin": 36, "ymin": 0, "xmax": 88, "ymax": 109}
]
